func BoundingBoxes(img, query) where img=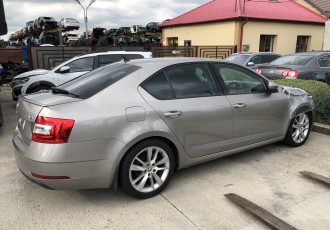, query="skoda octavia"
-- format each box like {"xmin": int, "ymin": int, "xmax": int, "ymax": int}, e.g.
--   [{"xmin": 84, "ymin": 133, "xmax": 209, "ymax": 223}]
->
[{"xmin": 13, "ymin": 58, "xmax": 314, "ymax": 199}]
